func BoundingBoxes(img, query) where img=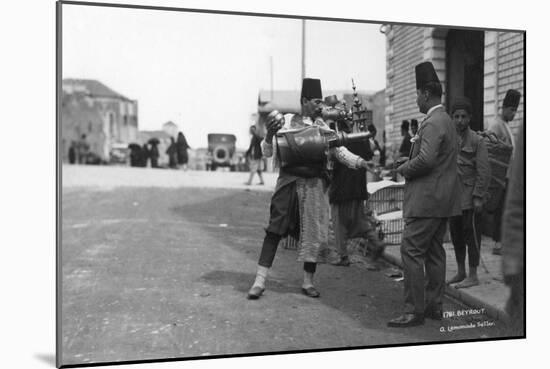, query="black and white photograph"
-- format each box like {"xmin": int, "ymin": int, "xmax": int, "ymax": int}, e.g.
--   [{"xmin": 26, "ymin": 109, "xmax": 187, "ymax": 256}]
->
[
  {"xmin": 7, "ymin": 0, "xmax": 550, "ymax": 368},
  {"xmin": 54, "ymin": 1, "xmax": 528, "ymax": 367}
]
